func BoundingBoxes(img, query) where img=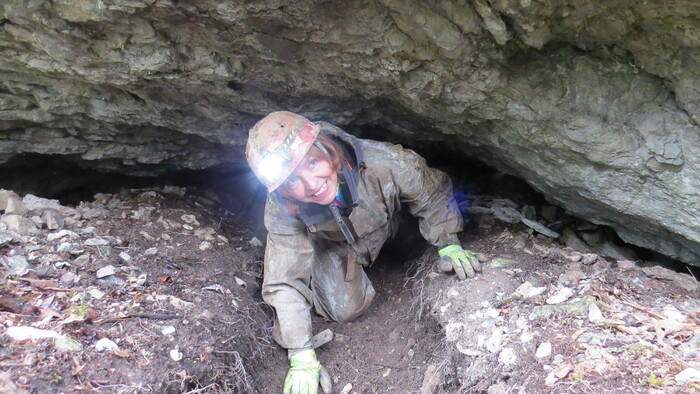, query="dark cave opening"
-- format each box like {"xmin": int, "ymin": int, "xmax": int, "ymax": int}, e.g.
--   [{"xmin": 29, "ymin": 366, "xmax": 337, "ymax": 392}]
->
[{"xmin": 0, "ymin": 128, "xmax": 696, "ymax": 278}]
